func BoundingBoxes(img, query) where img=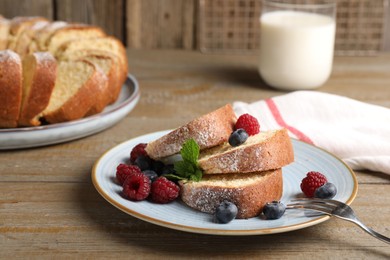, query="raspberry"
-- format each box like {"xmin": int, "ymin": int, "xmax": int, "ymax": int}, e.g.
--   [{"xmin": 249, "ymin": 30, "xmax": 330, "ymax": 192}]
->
[
  {"xmin": 151, "ymin": 177, "xmax": 180, "ymax": 204},
  {"xmin": 300, "ymin": 171, "xmax": 328, "ymax": 198},
  {"xmin": 116, "ymin": 163, "xmax": 142, "ymax": 185},
  {"xmin": 130, "ymin": 143, "xmax": 148, "ymax": 163},
  {"xmin": 122, "ymin": 172, "xmax": 151, "ymax": 201},
  {"xmin": 234, "ymin": 114, "xmax": 260, "ymax": 136}
]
